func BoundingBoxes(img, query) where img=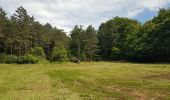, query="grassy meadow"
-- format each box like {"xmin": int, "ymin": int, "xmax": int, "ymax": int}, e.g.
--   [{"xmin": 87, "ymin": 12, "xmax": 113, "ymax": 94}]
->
[{"xmin": 0, "ymin": 62, "xmax": 170, "ymax": 100}]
